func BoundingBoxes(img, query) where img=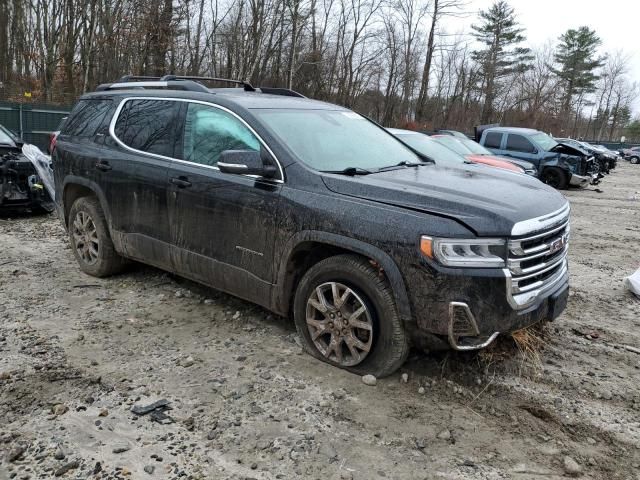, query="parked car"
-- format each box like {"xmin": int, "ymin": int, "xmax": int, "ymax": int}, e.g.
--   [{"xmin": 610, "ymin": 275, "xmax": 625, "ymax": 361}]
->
[
  {"xmin": 555, "ymin": 138, "xmax": 616, "ymax": 173},
  {"xmin": 476, "ymin": 126, "xmax": 599, "ymax": 189},
  {"xmin": 388, "ymin": 128, "xmax": 524, "ymax": 174},
  {"xmin": 589, "ymin": 144, "xmax": 619, "ymax": 170},
  {"xmin": 620, "ymin": 146, "xmax": 640, "ymax": 164},
  {"xmin": 53, "ymin": 75, "xmax": 571, "ymax": 377},
  {"xmin": 430, "ymin": 134, "xmax": 538, "ymax": 176},
  {"xmin": 1, "ymin": 124, "xmax": 54, "ymax": 213}
]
